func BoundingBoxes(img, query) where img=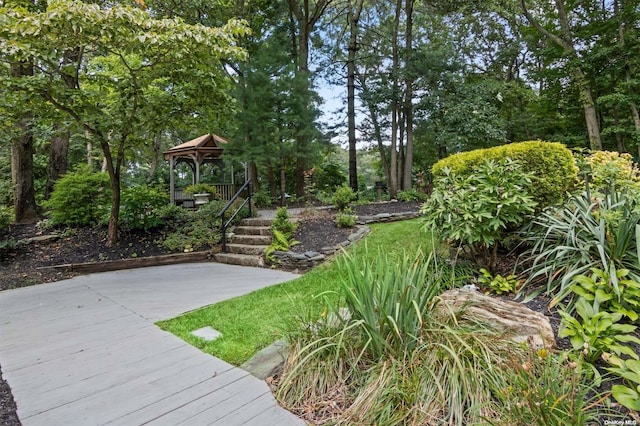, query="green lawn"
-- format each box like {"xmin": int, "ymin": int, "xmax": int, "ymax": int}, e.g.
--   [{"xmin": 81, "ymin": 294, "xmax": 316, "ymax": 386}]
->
[{"xmin": 157, "ymin": 218, "xmax": 436, "ymax": 365}]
